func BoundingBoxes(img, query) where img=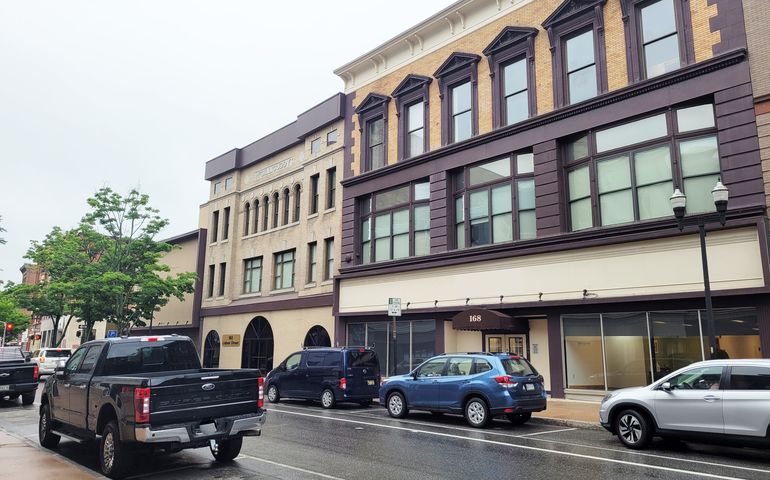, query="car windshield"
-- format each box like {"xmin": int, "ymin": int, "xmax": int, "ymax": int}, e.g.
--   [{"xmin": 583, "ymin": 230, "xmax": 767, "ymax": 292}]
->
[
  {"xmin": 347, "ymin": 350, "xmax": 378, "ymax": 368},
  {"xmin": 102, "ymin": 340, "xmax": 201, "ymax": 375},
  {"xmin": 0, "ymin": 347, "xmax": 24, "ymax": 361},
  {"xmin": 43, "ymin": 350, "xmax": 71, "ymax": 357},
  {"xmin": 500, "ymin": 357, "xmax": 536, "ymax": 377}
]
